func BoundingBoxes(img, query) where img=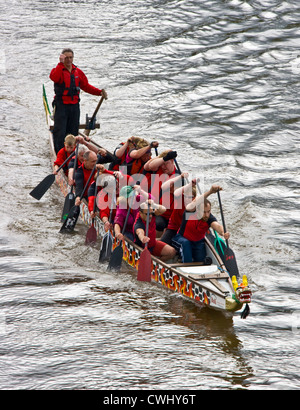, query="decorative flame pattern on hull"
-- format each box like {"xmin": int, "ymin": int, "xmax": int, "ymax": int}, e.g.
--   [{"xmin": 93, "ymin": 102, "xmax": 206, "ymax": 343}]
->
[{"xmin": 111, "ymin": 238, "xmax": 214, "ymax": 309}]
